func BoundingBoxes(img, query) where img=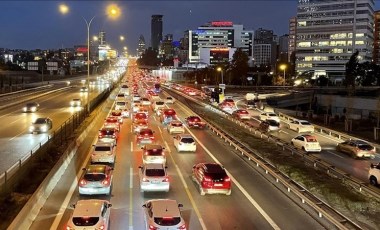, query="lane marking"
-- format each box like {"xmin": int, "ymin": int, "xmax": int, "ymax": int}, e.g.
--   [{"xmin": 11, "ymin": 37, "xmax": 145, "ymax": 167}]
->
[
  {"xmin": 158, "ymin": 126, "xmax": 162, "ymax": 134},
  {"xmin": 326, "ymin": 150, "xmax": 344, "ymax": 159},
  {"xmin": 131, "ymin": 141, "xmax": 133, "ymax": 152},
  {"xmin": 129, "ymin": 167, "xmax": 133, "ymax": 230}
]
